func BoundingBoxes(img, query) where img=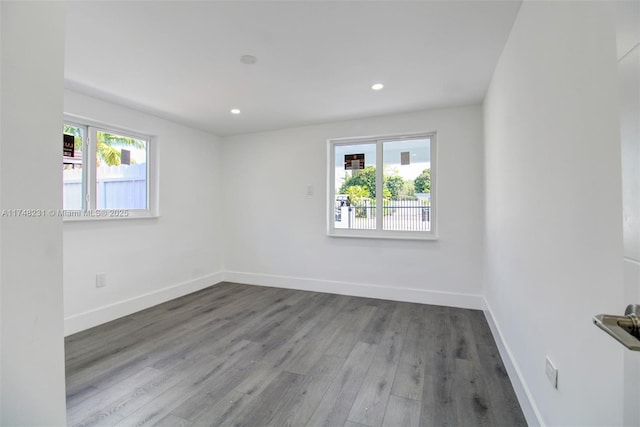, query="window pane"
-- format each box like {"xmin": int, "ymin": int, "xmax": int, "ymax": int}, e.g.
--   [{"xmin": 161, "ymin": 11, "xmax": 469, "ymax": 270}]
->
[
  {"xmin": 382, "ymin": 138, "xmax": 431, "ymax": 231},
  {"xmin": 63, "ymin": 124, "xmax": 84, "ymax": 210},
  {"xmin": 334, "ymin": 143, "xmax": 376, "ymax": 230},
  {"xmin": 96, "ymin": 131, "xmax": 147, "ymax": 210}
]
